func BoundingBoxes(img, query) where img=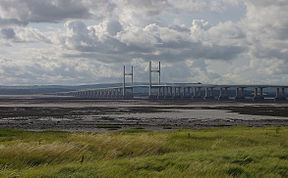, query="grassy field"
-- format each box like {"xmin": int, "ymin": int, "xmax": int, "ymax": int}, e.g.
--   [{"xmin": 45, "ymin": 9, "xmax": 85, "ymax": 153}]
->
[{"xmin": 0, "ymin": 127, "xmax": 288, "ymax": 177}]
